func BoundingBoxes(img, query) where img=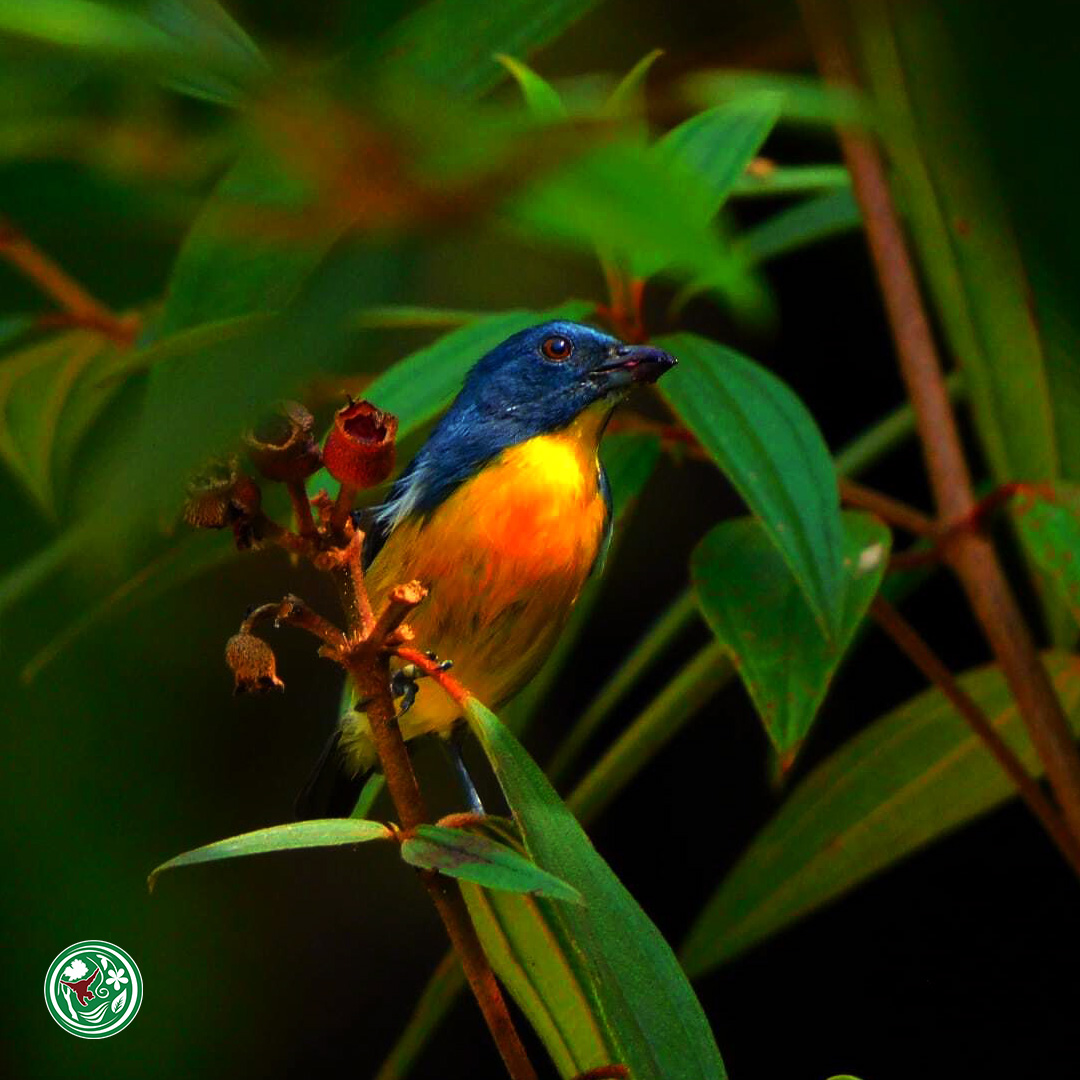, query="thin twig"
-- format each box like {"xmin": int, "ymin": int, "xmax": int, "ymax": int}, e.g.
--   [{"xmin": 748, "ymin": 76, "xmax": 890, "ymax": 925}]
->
[
  {"xmin": 870, "ymin": 596, "xmax": 1080, "ymax": 878},
  {"xmin": 240, "ymin": 595, "xmax": 347, "ymax": 653},
  {"xmin": 0, "ymin": 214, "xmax": 136, "ymax": 346},
  {"xmin": 286, "ymin": 481, "xmax": 318, "ymax": 539},
  {"xmin": 839, "ymin": 476, "xmax": 935, "ymax": 536},
  {"xmin": 800, "ymin": 0, "xmax": 1080, "ymax": 850},
  {"xmin": 338, "ymin": 573, "xmax": 536, "ymax": 1080}
]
